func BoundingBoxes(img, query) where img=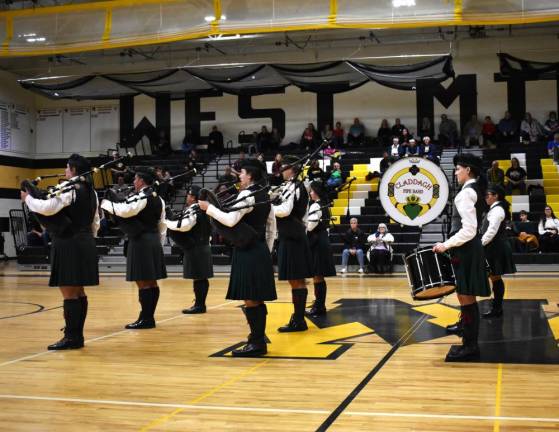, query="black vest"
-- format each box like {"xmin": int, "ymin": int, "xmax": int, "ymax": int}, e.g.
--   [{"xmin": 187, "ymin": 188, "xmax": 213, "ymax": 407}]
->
[
  {"xmin": 277, "ymin": 182, "xmax": 308, "ymax": 239},
  {"xmin": 450, "ymin": 181, "xmax": 485, "ymax": 236},
  {"xmin": 189, "ymin": 210, "xmax": 212, "ymax": 244},
  {"xmin": 62, "ymin": 181, "xmax": 96, "ymax": 230},
  {"xmin": 242, "ymin": 184, "xmax": 270, "ymax": 241},
  {"xmin": 133, "ymin": 194, "xmax": 163, "ymax": 233},
  {"xmin": 481, "ymin": 201, "xmax": 507, "ymax": 242}
]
